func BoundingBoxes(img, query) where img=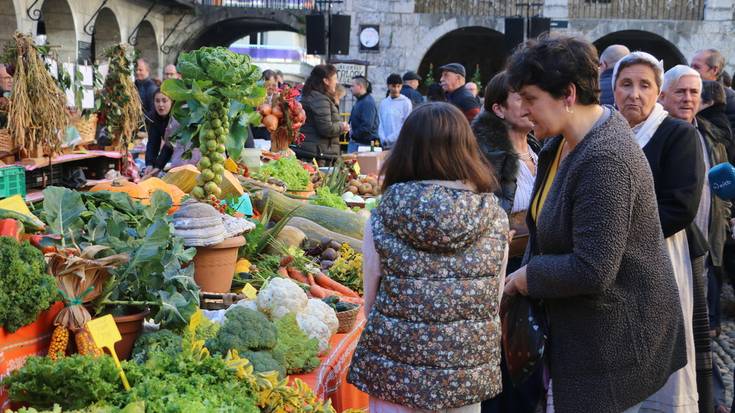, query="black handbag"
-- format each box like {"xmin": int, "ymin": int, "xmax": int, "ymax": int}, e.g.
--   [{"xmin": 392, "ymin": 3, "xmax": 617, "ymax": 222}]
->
[{"xmin": 500, "ymin": 294, "xmax": 547, "ymax": 385}]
